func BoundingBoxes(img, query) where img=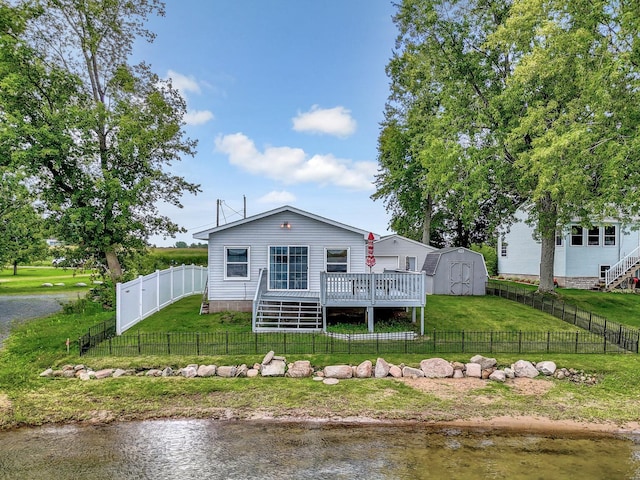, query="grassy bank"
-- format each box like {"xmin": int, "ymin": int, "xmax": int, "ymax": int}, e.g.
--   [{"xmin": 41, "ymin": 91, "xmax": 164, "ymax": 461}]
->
[
  {"xmin": 1, "ymin": 294, "xmax": 640, "ymax": 431},
  {"xmin": 0, "ymin": 266, "xmax": 95, "ymax": 296}
]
